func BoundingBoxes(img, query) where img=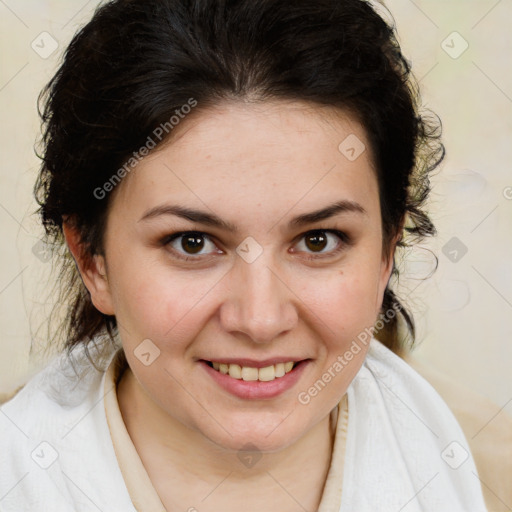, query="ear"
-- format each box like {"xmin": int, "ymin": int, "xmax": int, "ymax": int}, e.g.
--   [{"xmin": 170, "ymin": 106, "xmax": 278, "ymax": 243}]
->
[
  {"xmin": 62, "ymin": 220, "xmax": 115, "ymax": 316},
  {"xmin": 376, "ymin": 226, "xmax": 403, "ymax": 311}
]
